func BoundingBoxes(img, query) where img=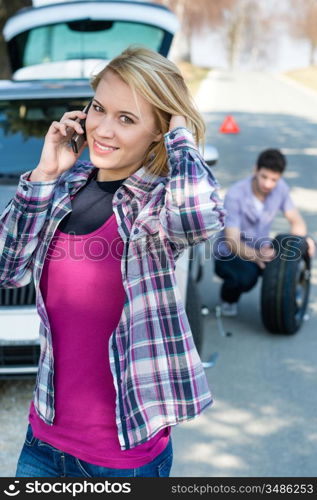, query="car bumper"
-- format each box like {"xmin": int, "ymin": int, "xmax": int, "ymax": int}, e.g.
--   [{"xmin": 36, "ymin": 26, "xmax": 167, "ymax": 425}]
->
[{"xmin": 0, "ymin": 306, "xmax": 40, "ymax": 378}]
